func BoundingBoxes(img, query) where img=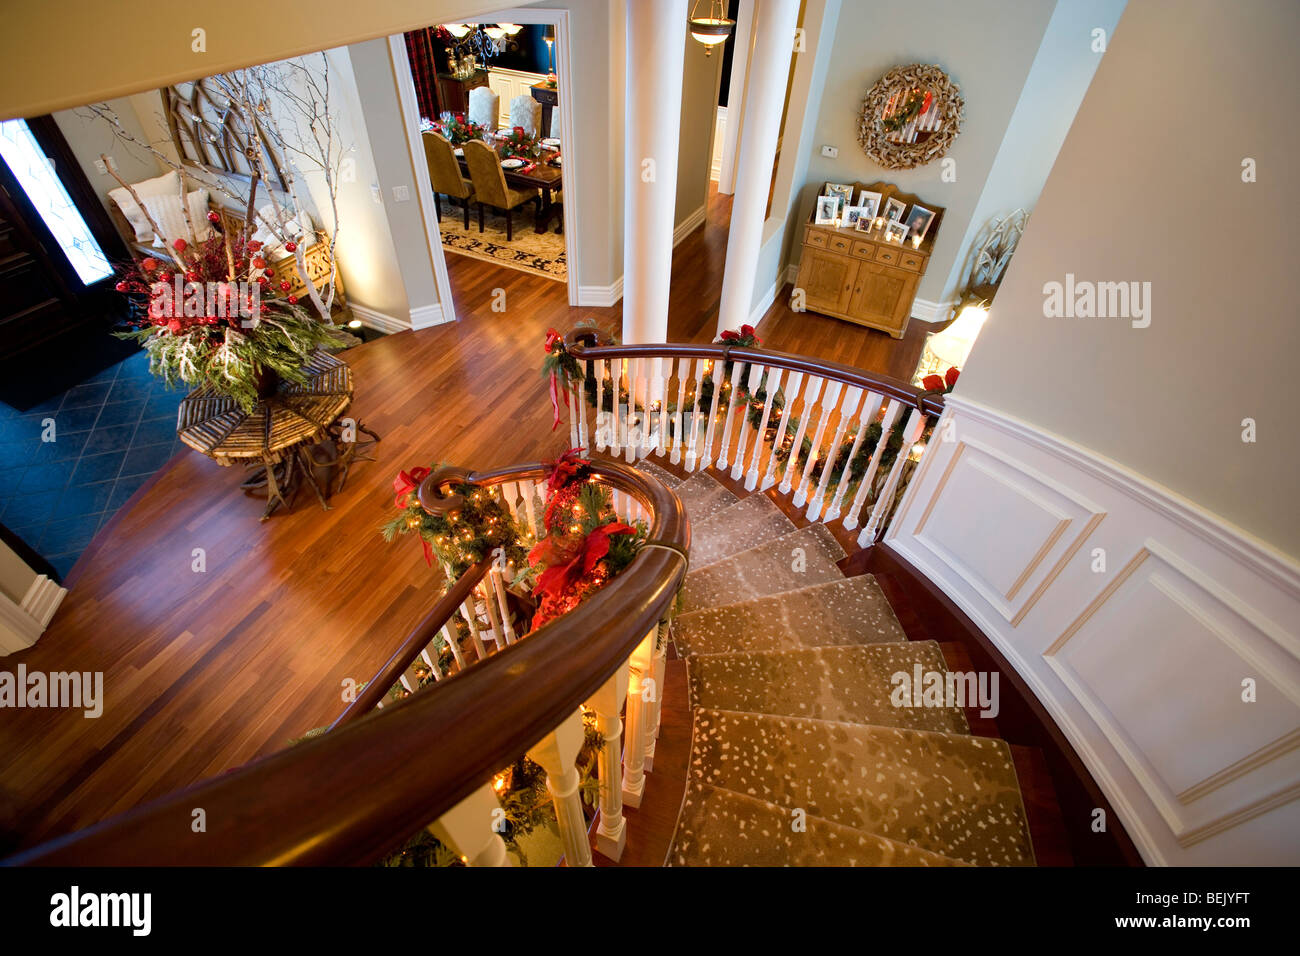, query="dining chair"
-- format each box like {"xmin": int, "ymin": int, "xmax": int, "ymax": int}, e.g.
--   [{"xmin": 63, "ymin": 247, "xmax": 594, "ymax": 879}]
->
[
  {"xmin": 508, "ymin": 95, "xmax": 543, "ymax": 138},
  {"xmin": 422, "ymin": 132, "xmax": 475, "ymax": 229},
  {"xmin": 549, "ymin": 104, "xmax": 562, "ymax": 140},
  {"xmin": 463, "ymin": 140, "xmax": 540, "ymax": 242},
  {"xmin": 467, "ymin": 87, "xmax": 499, "ymax": 133}
]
